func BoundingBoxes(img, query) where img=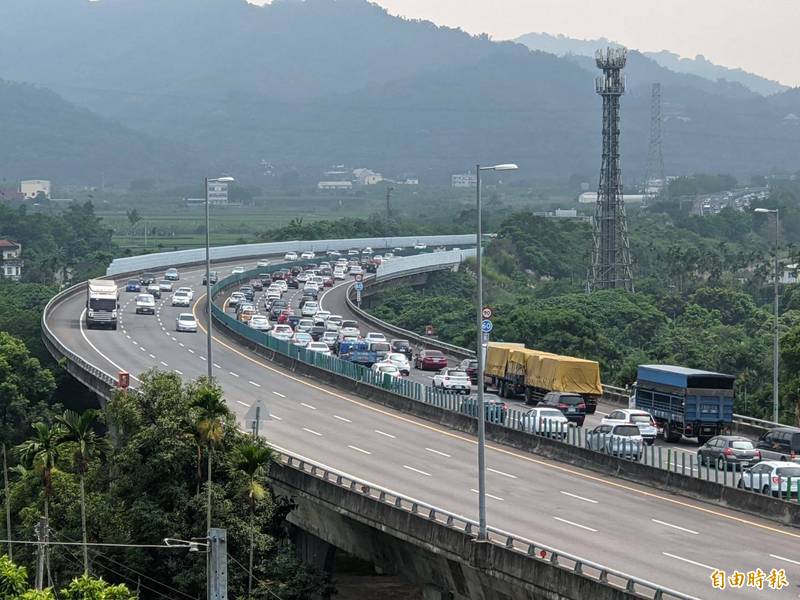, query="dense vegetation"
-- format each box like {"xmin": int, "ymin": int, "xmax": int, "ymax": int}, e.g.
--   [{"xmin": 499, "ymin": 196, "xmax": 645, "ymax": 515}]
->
[
  {"xmin": 2, "ymin": 365, "xmax": 332, "ymax": 599},
  {"xmin": 368, "ymin": 183, "xmax": 800, "ymax": 423}
]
